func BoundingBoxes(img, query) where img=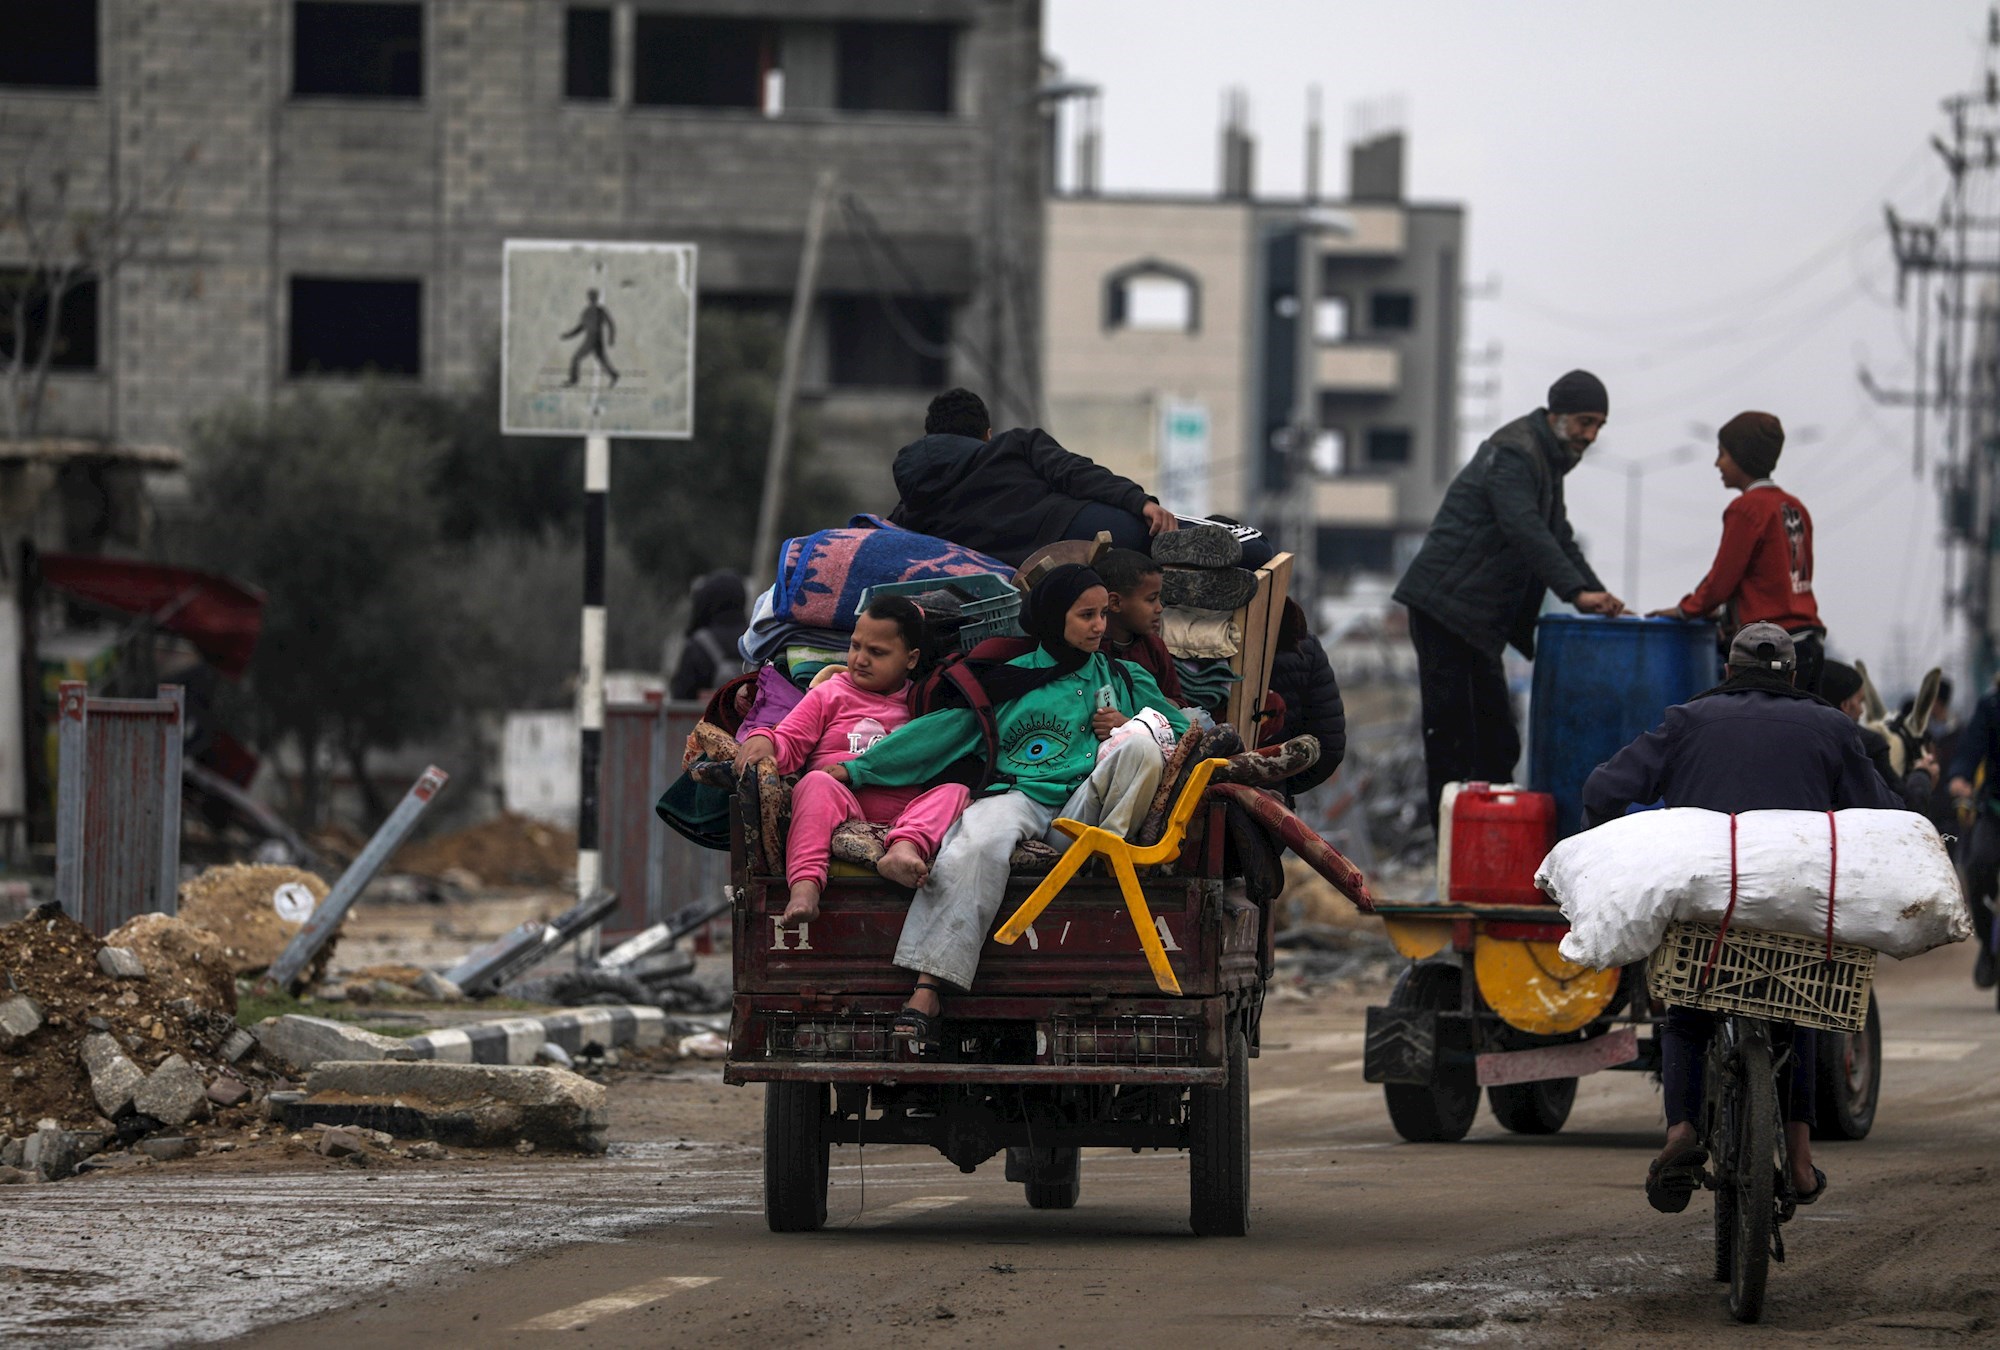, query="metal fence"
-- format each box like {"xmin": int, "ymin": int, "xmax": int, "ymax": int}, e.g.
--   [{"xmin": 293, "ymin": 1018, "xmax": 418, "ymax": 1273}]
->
[
  {"xmin": 598, "ymin": 696, "xmax": 728, "ymax": 941},
  {"xmin": 55, "ymin": 681, "xmax": 184, "ymax": 936}
]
